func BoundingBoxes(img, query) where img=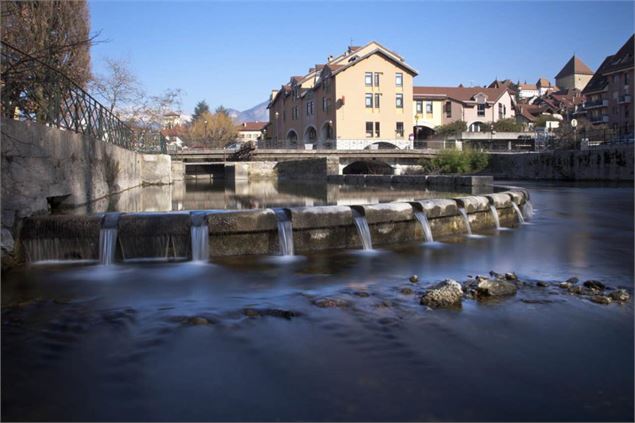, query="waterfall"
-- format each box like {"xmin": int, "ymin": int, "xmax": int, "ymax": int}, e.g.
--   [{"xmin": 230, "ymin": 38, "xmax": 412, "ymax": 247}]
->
[
  {"xmin": 190, "ymin": 212, "xmax": 209, "ymax": 262},
  {"xmin": 489, "ymin": 205, "xmax": 501, "ymax": 230},
  {"xmin": 414, "ymin": 211, "xmax": 434, "ymax": 242},
  {"xmin": 99, "ymin": 213, "xmax": 120, "ymax": 265},
  {"xmin": 351, "ymin": 208, "xmax": 373, "ymax": 250},
  {"xmin": 273, "ymin": 209, "xmax": 294, "ymax": 256},
  {"xmin": 511, "ymin": 202, "xmax": 525, "ymax": 224},
  {"xmin": 522, "ymin": 200, "xmax": 534, "ymax": 221},
  {"xmin": 458, "ymin": 208, "xmax": 472, "ymax": 235}
]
